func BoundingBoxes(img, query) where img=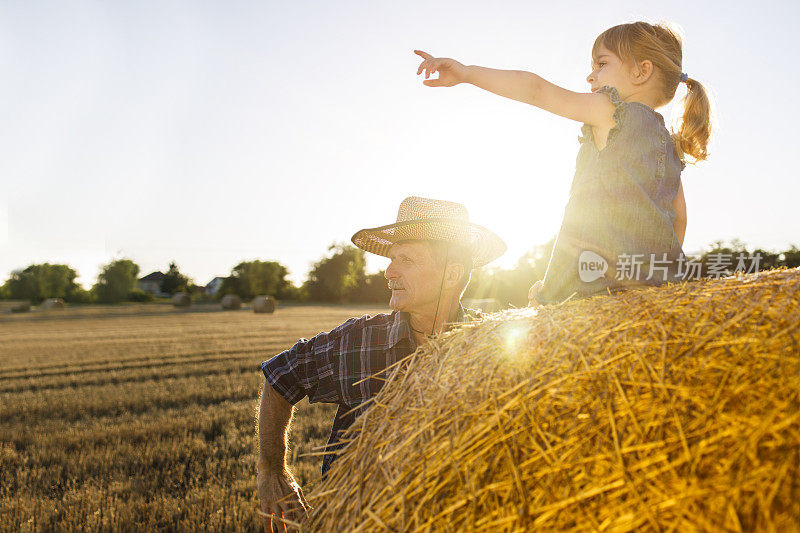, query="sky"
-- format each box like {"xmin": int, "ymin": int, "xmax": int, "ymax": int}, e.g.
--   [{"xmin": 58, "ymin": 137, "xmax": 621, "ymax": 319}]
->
[{"xmin": 2, "ymin": 0, "xmax": 798, "ymax": 288}]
